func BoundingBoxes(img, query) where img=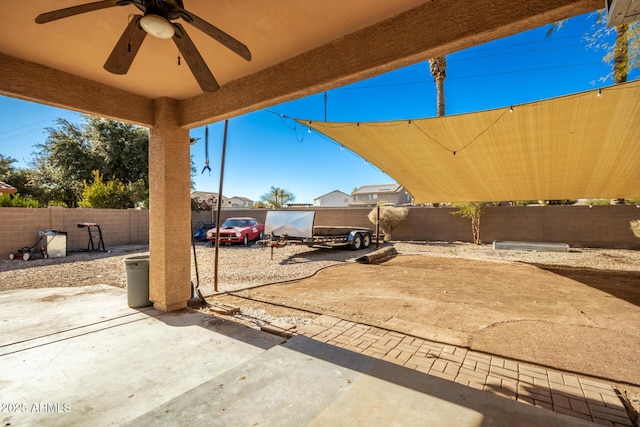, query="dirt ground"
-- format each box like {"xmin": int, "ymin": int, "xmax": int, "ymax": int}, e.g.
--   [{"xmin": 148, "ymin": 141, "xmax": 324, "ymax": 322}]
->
[
  {"xmin": 209, "ymin": 253, "xmax": 640, "ymax": 411},
  {"xmin": 1, "ymin": 243, "xmax": 639, "ymax": 416}
]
